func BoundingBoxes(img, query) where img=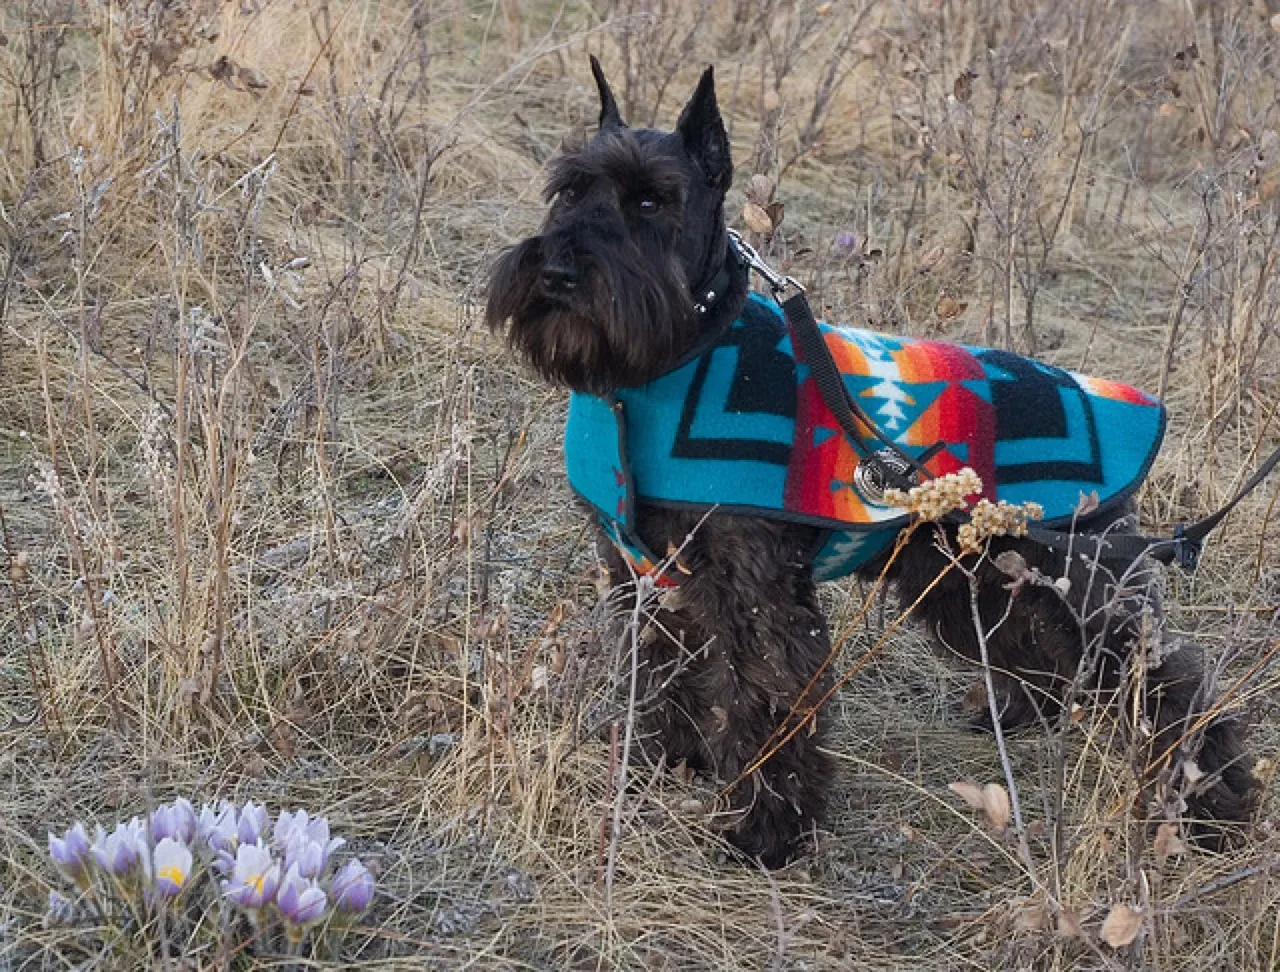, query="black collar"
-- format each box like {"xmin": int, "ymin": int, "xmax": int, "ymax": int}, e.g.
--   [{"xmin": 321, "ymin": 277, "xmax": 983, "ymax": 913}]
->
[{"xmin": 691, "ymin": 235, "xmax": 745, "ymax": 316}]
